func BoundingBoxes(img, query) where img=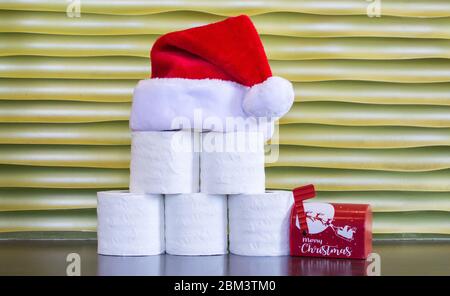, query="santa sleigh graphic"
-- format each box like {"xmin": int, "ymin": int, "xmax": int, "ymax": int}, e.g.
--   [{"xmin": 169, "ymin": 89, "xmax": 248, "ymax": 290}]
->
[
  {"xmin": 306, "ymin": 211, "xmax": 356, "ymax": 241},
  {"xmin": 300, "ymin": 206, "xmax": 357, "ymax": 242},
  {"xmin": 334, "ymin": 225, "xmax": 357, "ymax": 242}
]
